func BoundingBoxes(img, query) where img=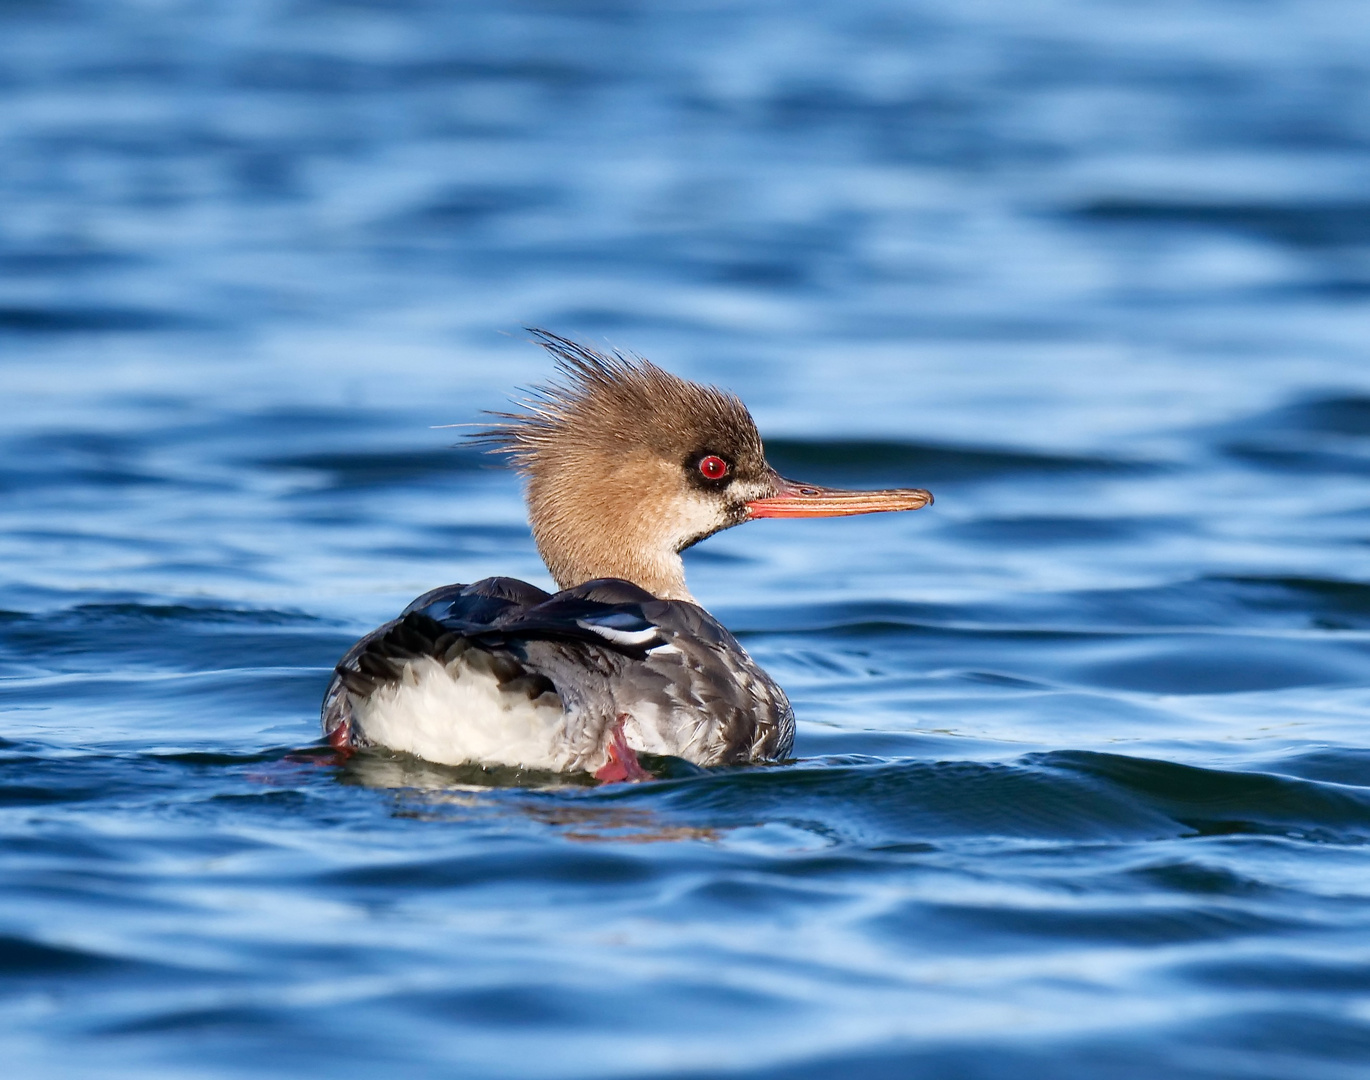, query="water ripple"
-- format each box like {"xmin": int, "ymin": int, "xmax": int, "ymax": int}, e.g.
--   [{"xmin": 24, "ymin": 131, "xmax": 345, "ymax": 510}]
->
[{"xmin": 4, "ymin": 0, "xmax": 1370, "ymax": 1076}]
